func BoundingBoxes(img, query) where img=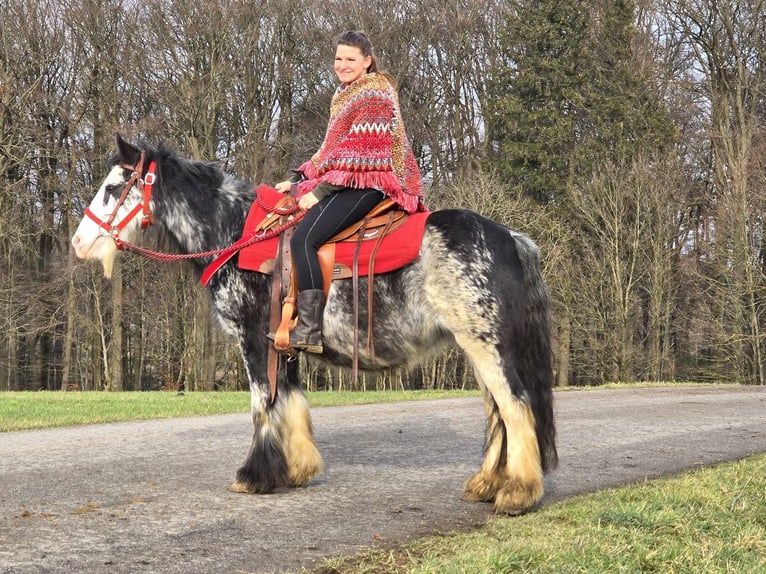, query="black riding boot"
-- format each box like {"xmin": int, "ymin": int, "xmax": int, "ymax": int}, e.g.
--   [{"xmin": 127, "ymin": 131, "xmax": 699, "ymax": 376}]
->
[{"xmin": 290, "ymin": 289, "xmax": 325, "ymax": 354}]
